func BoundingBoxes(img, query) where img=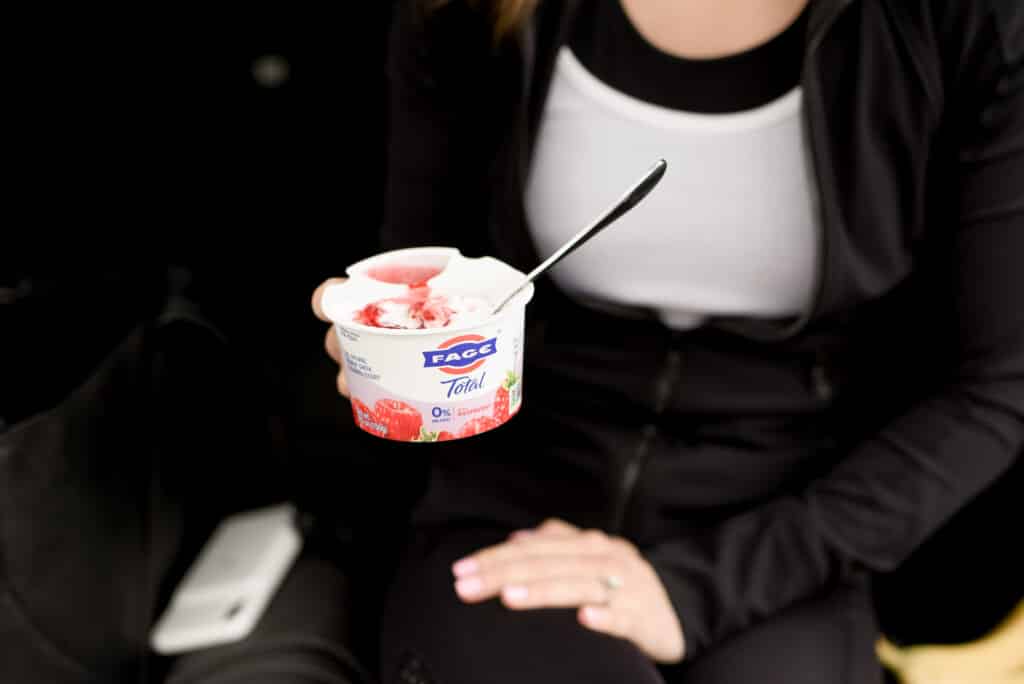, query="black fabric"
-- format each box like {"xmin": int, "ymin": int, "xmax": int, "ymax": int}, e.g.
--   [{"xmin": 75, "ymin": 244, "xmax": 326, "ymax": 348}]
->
[
  {"xmin": 874, "ymin": 454, "xmax": 1024, "ymax": 645},
  {"xmin": 0, "ymin": 293, "xmax": 291, "ymax": 682},
  {"xmin": 408, "ymin": 322, "xmax": 842, "ymax": 533},
  {"xmin": 165, "ymin": 552, "xmax": 368, "ymax": 684},
  {"xmin": 1, "ymin": 327, "xmax": 160, "ymax": 683},
  {"xmin": 569, "ymin": 0, "xmax": 807, "ymax": 113},
  {"xmin": 1, "ymin": 267, "xmax": 166, "ymax": 427},
  {"xmin": 0, "ymin": 283, "xmax": 383, "ymax": 682},
  {"xmin": 380, "ymin": 525, "xmax": 883, "ymax": 684},
  {"xmin": 377, "ymin": 0, "xmax": 1024, "ymax": 662}
]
